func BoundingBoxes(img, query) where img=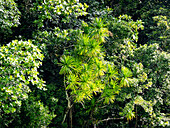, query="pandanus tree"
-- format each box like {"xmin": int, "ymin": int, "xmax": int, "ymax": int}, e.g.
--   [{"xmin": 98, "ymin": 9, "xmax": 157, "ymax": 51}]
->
[{"xmin": 59, "ymin": 18, "xmax": 134, "ymax": 127}]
